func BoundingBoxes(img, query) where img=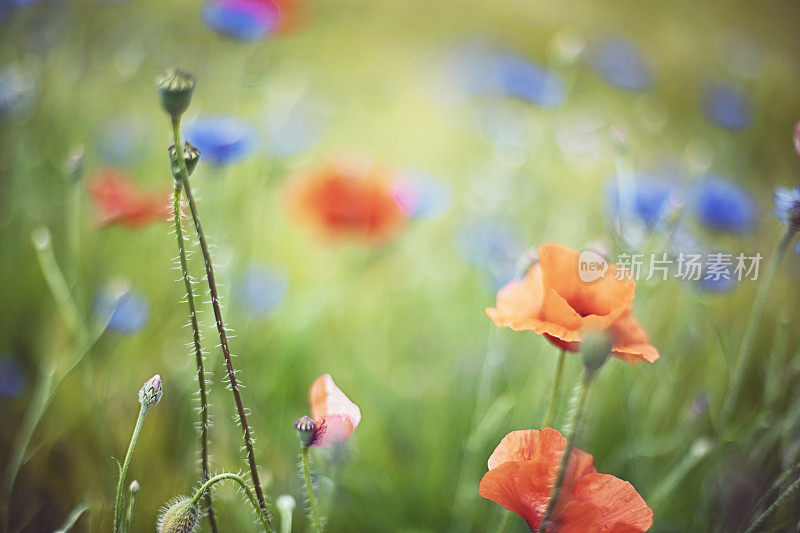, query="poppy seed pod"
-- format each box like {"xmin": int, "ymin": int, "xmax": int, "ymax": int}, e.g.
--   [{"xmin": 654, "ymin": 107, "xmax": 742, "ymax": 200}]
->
[
  {"xmin": 138, "ymin": 374, "xmax": 163, "ymax": 409},
  {"xmin": 580, "ymin": 332, "xmax": 613, "ymax": 376},
  {"xmin": 157, "ymin": 68, "xmax": 195, "ymax": 118},
  {"xmin": 169, "ymin": 142, "xmax": 201, "ymax": 182},
  {"xmin": 157, "ymin": 498, "xmax": 198, "ymax": 533},
  {"xmin": 294, "ymin": 415, "xmax": 317, "ymax": 448}
]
